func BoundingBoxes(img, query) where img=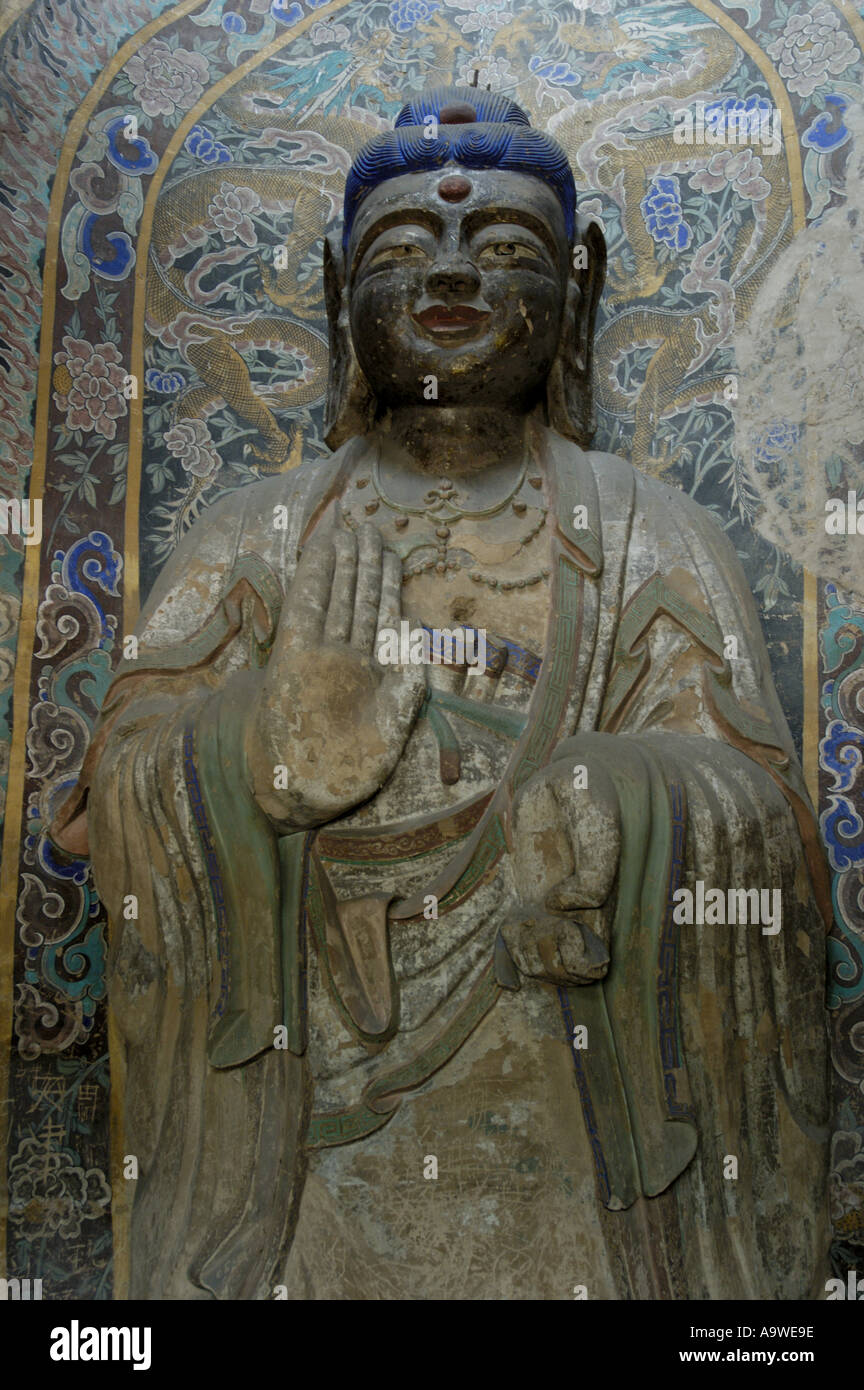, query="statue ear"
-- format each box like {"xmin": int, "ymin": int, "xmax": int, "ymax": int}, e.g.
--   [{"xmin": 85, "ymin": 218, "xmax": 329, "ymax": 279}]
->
[
  {"xmin": 323, "ymin": 231, "xmax": 377, "ymax": 450},
  {"xmin": 545, "ymin": 215, "xmax": 607, "ymax": 447}
]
